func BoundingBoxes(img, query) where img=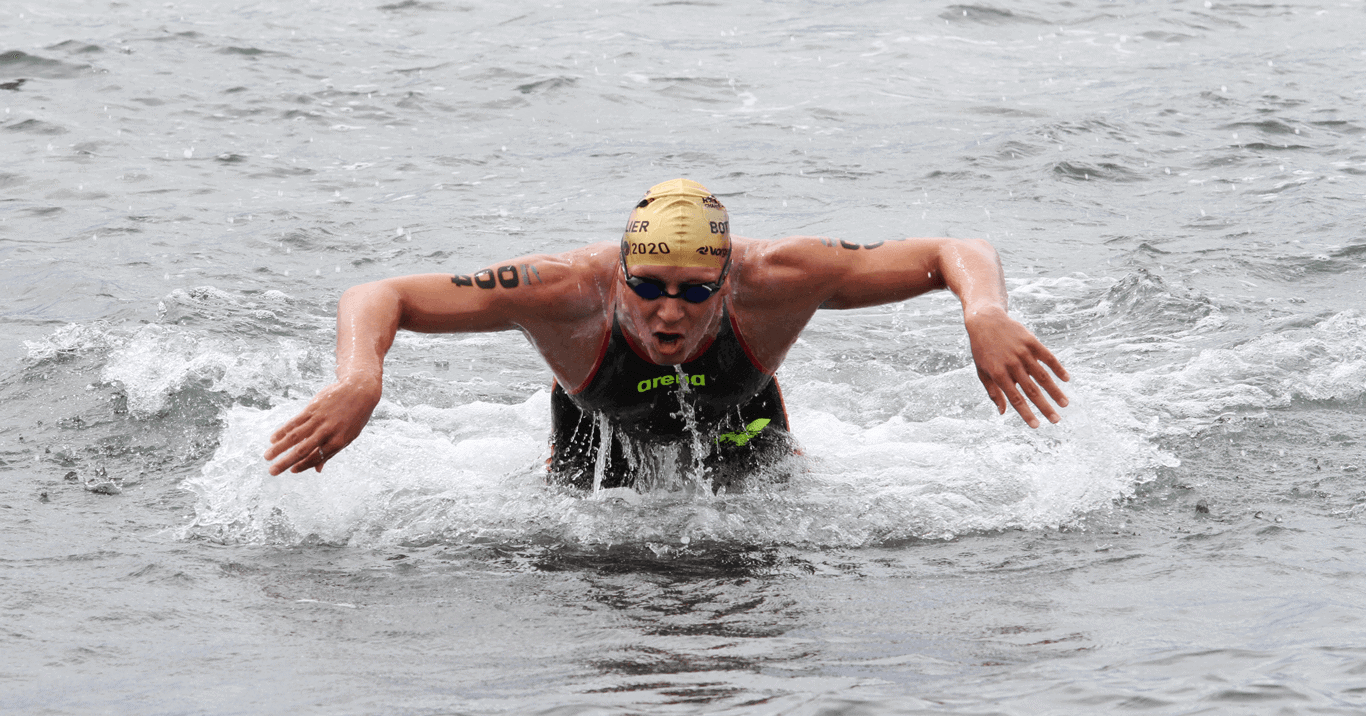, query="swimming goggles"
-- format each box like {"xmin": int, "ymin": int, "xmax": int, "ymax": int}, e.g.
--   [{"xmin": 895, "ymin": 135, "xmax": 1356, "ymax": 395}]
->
[
  {"xmin": 624, "ymin": 274, "xmax": 723, "ymax": 303},
  {"xmin": 621, "ymin": 252, "xmax": 731, "ymax": 304}
]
